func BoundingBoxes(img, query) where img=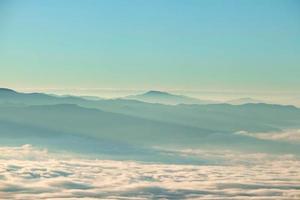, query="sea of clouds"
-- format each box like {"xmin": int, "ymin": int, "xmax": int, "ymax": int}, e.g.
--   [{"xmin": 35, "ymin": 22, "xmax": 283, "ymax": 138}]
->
[{"xmin": 0, "ymin": 145, "xmax": 300, "ymax": 200}]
